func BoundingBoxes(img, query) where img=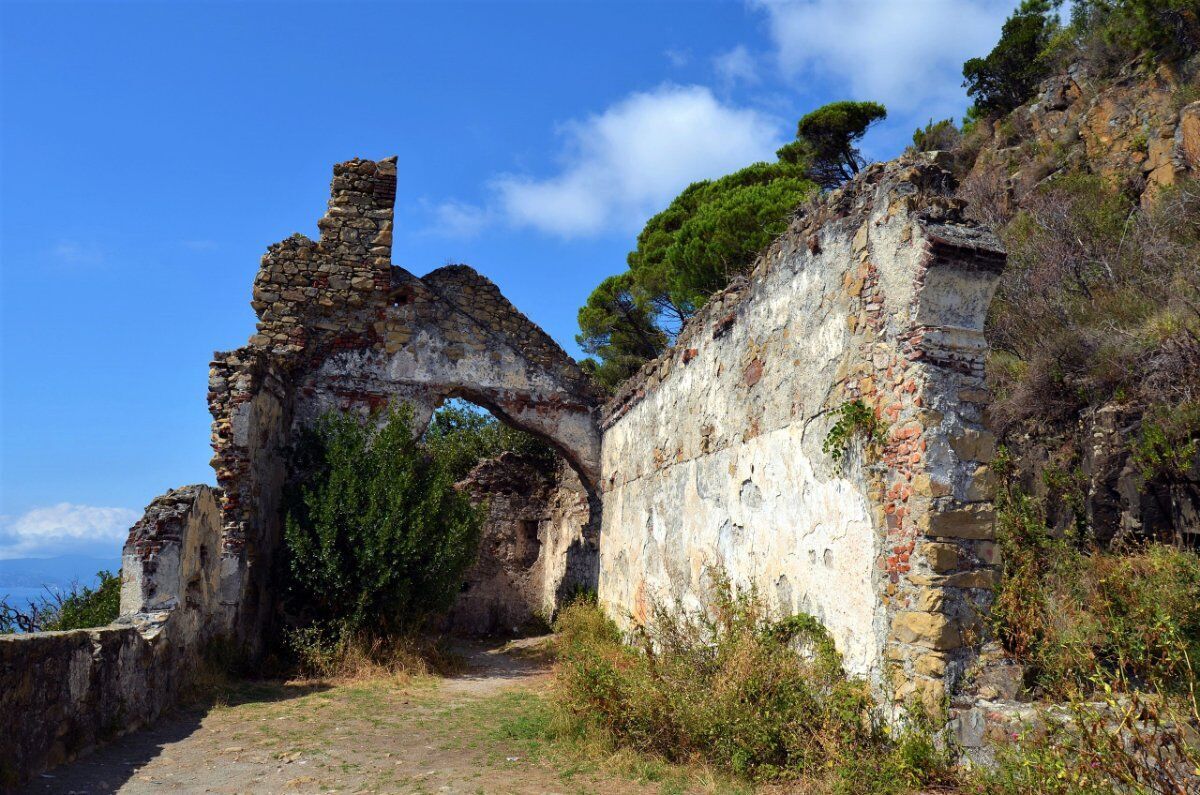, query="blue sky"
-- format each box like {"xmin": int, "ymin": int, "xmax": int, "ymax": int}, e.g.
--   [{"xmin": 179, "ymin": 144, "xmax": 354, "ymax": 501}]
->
[{"xmin": 0, "ymin": 0, "xmax": 1018, "ymax": 563}]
